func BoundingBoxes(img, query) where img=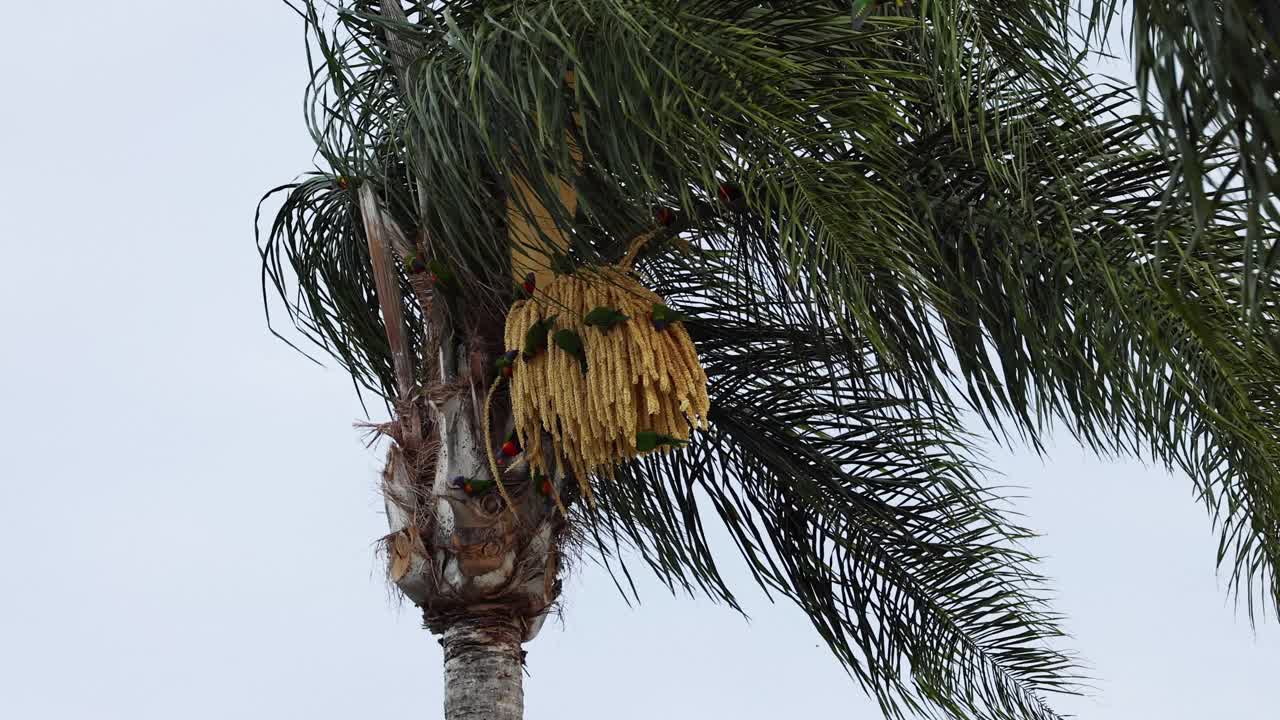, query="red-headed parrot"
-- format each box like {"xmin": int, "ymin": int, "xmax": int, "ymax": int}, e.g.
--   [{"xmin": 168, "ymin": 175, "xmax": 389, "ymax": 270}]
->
[
  {"xmin": 494, "ymin": 349, "xmax": 519, "ymax": 378},
  {"xmin": 501, "ymin": 429, "xmax": 521, "ymax": 458},
  {"xmin": 717, "ymin": 182, "xmax": 746, "ymax": 212},
  {"xmin": 404, "ymin": 251, "xmax": 429, "ymax": 275},
  {"xmin": 427, "ymin": 259, "xmax": 460, "ymax": 296}
]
